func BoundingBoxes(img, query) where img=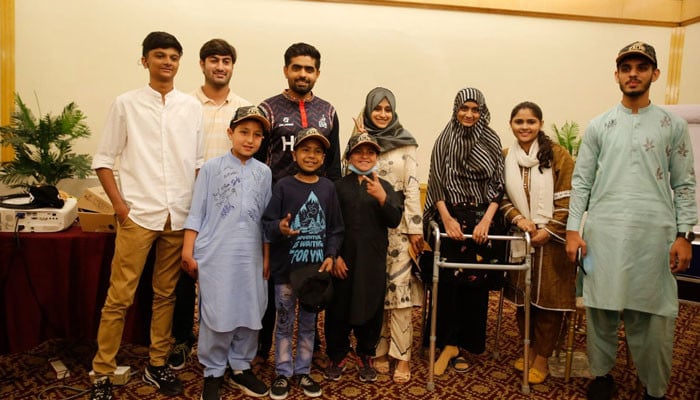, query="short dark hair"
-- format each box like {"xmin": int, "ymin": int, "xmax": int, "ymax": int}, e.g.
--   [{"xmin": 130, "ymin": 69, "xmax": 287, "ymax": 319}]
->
[
  {"xmin": 199, "ymin": 39, "xmax": 237, "ymax": 63},
  {"xmin": 284, "ymin": 42, "xmax": 321, "ymax": 69},
  {"xmin": 142, "ymin": 31, "xmax": 182, "ymax": 57}
]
